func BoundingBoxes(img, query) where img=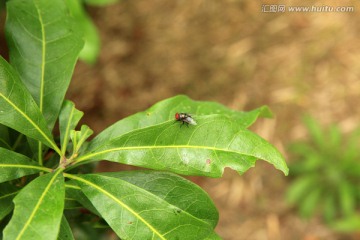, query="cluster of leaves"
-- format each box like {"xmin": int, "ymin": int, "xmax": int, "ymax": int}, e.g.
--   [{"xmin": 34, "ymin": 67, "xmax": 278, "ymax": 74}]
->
[
  {"xmin": 286, "ymin": 116, "xmax": 360, "ymax": 231},
  {"xmin": 0, "ymin": 0, "xmax": 288, "ymax": 239}
]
